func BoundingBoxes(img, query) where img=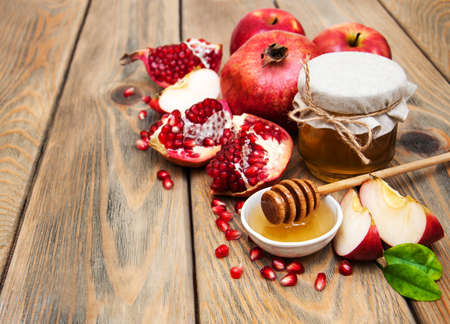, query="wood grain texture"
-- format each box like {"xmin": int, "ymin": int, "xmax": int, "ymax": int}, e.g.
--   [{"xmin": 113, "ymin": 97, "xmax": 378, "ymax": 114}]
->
[
  {"xmin": 280, "ymin": 1, "xmax": 450, "ymax": 323},
  {"xmin": 186, "ymin": 0, "xmax": 423, "ymax": 323},
  {"xmin": 0, "ymin": 0, "xmax": 195, "ymax": 323},
  {"xmin": 0, "ymin": 0, "xmax": 89, "ymax": 276},
  {"xmin": 379, "ymin": 0, "xmax": 450, "ymax": 79}
]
